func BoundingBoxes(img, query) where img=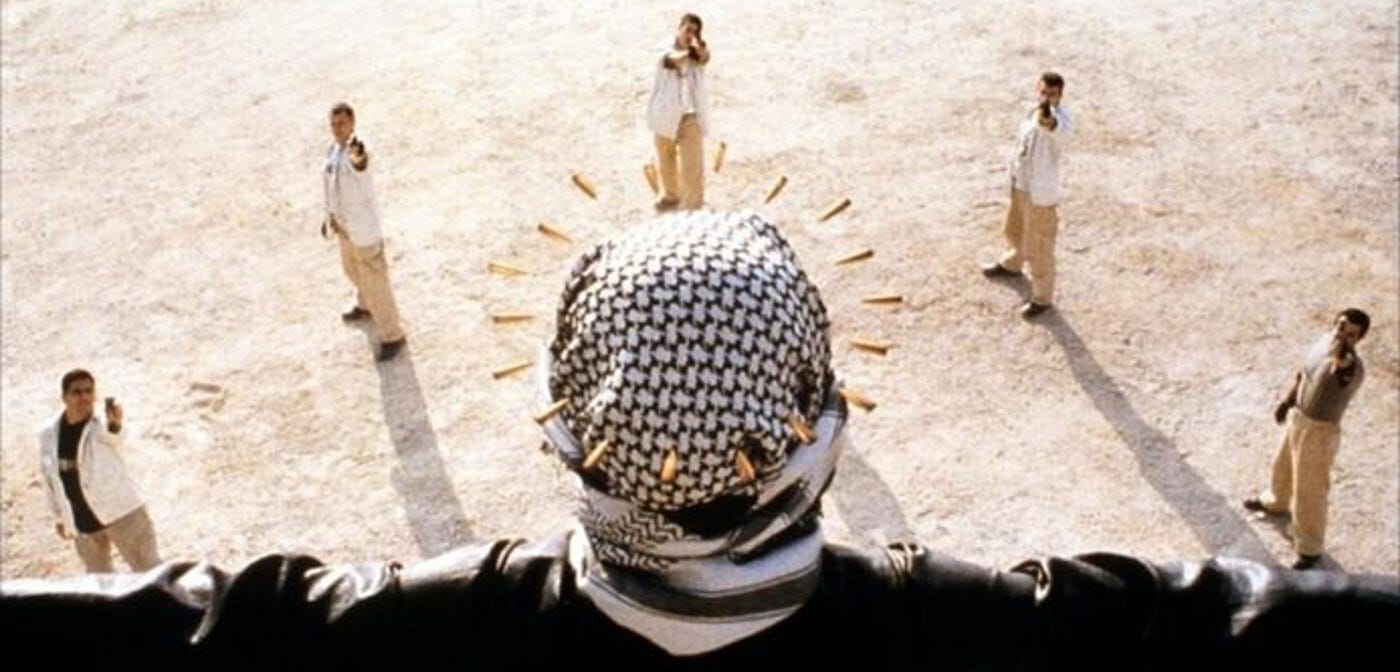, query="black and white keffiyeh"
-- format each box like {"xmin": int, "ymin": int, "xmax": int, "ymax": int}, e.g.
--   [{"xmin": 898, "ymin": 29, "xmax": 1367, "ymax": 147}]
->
[{"xmin": 537, "ymin": 211, "xmax": 848, "ymax": 655}]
